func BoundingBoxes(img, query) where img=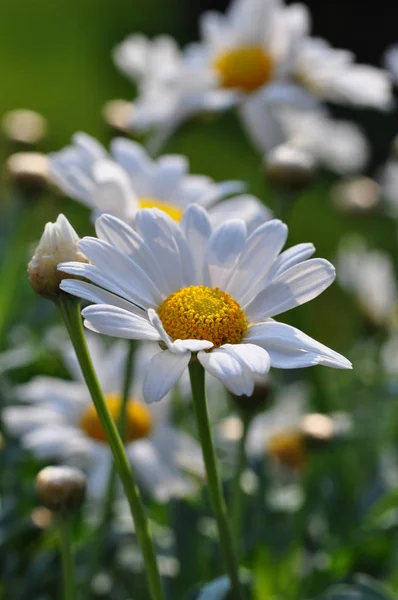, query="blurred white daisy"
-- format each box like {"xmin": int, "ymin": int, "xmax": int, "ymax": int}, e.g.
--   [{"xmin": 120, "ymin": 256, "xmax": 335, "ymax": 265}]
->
[
  {"xmin": 49, "ymin": 133, "xmax": 270, "ymax": 230},
  {"xmin": 113, "ymin": 34, "xmax": 239, "ymax": 153},
  {"xmin": 336, "ymin": 236, "xmax": 398, "ymax": 326},
  {"xmin": 380, "ymin": 158, "xmax": 398, "ymax": 216},
  {"xmin": 59, "ymin": 204, "xmax": 351, "ymax": 403},
  {"xmin": 113, "ymin": 0, "xmax": 392, "ymax": 151},
  {"xmin": 247, "ymin": 105, "xmax": 369, "ymax": 174},
  {"xmin": 3, "ymin": 335, "xmax": 203, "ymax": 502}
]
